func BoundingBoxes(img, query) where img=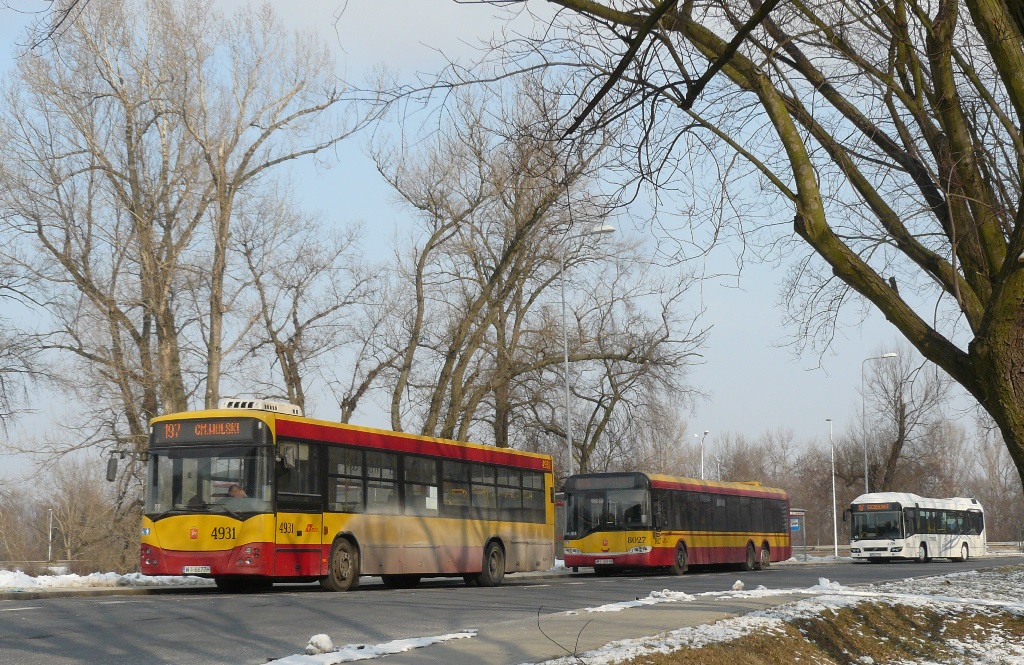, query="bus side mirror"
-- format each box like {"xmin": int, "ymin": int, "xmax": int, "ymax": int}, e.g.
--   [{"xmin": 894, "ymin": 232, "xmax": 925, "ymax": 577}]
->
[
  {"xmin": 106, "ymin": 455, "xmax": 118, "ymax": 482},
  {"xmin": 278, "ymin": 444, "xmax": 297, "ymax": 469},
  {"xmin": 842, "ymin": 509, "xmax": 850, "ymax": 523}
]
